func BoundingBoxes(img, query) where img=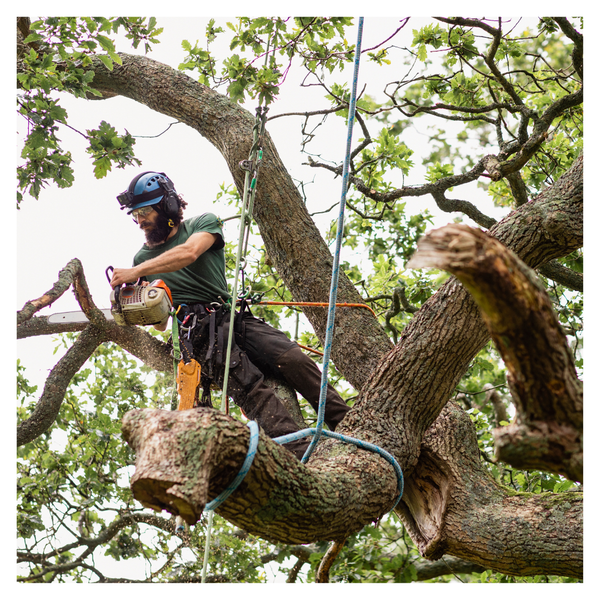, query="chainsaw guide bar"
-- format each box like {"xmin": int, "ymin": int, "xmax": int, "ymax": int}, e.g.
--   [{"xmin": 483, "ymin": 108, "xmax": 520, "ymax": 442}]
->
[{"xmin": 47, "ymin": 309, "xmax": 114, "ymax": 324}]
